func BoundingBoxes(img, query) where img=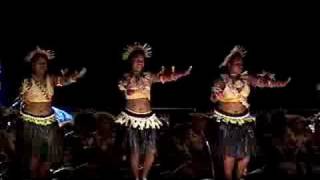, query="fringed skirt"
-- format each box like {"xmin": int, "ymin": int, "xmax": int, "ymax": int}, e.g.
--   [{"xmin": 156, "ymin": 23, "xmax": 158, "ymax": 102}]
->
[
  {"xmin": 115, "ymin": 109, "xmax": 163, "ymax": 154},
  {"xmin": 21, "ymin": 111, "xmax": 64, "ymax": 164},
  {"xmin": 213, "ymin": 109, "xmax": 256, "ymax": 158}
]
